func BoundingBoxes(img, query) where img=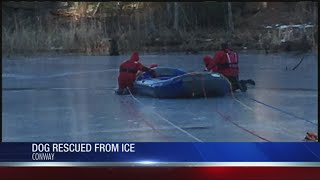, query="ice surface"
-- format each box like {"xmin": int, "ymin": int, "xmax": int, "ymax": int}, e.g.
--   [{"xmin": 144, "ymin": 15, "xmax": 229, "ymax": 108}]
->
[{"xmin": 2, "ymin": 51, "xmax": 318, "ymax": 142}]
